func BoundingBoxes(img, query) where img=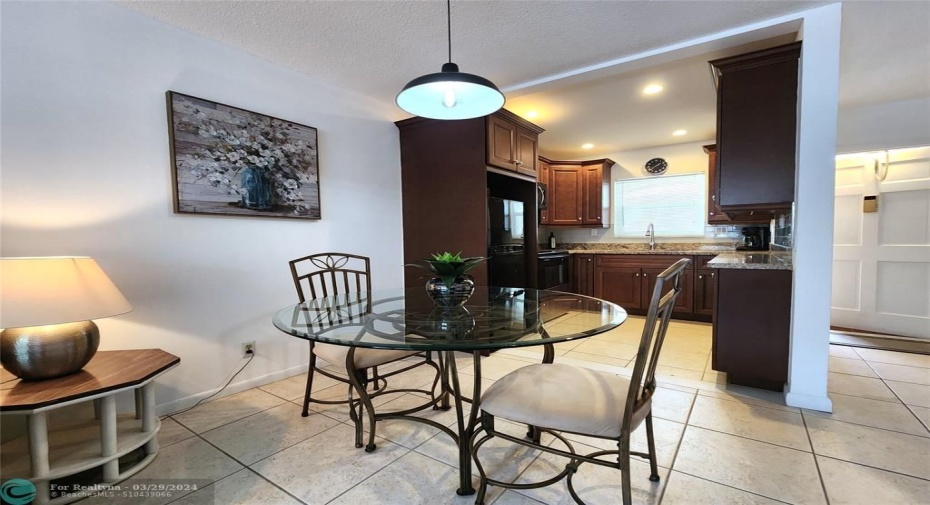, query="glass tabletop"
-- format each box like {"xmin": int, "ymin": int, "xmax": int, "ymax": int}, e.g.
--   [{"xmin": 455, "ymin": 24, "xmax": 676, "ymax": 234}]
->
[{"xmin": 272, "ymin": 287, "xmax": 627, "ymax": 351}]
